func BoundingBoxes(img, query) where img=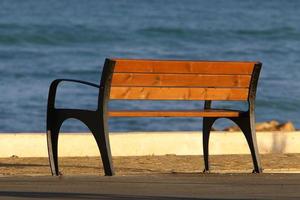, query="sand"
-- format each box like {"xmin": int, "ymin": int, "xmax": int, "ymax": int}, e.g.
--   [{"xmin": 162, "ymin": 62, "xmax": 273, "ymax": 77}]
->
[{"xmin": 1, "ymin": 154, "xmax": 300, "ymax": 176}]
